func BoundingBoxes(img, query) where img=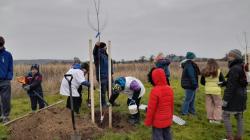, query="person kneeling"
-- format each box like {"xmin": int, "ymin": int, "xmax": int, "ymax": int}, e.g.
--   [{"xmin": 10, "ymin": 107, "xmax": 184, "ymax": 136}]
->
[{"xmin": 109, "ymin": 76, "xmax": 145, "ymax": 125}]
